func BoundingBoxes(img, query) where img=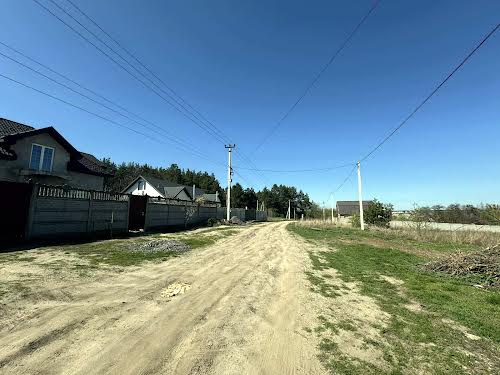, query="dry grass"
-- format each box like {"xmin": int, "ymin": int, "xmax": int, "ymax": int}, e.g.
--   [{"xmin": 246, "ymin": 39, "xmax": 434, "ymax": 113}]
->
[
  {"xmin": 295, "ymin": 219, "xmax": 500, "ymax": 249},
  {"xmin": 375, "ymin": 226, "xmax": 500, "ymax": 249}
]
